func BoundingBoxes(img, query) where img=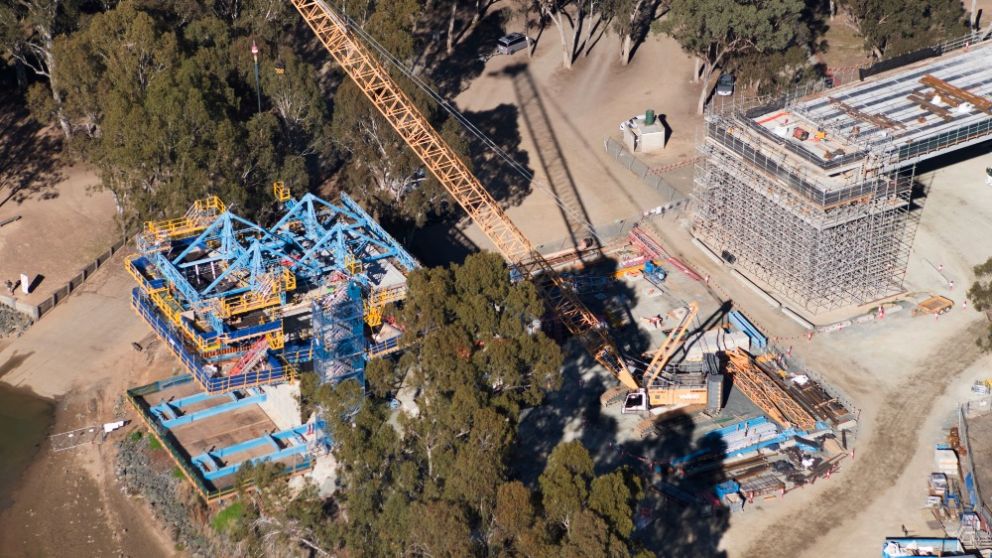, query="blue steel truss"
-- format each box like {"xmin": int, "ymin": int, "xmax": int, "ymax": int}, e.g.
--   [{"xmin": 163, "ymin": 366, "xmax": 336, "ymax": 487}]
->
[
  {"xmin": 134, "ymin": 193, "xmax": 418, "ymax": 344},
  {"xmin": 271, "ymin": 192, "xmax": 417, "ymax": 281}
]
